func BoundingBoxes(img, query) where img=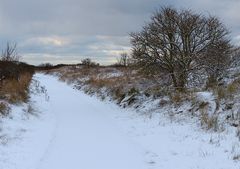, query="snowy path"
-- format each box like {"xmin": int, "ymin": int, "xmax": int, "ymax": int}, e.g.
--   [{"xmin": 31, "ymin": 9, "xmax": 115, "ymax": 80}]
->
[{"xmin": 36, "ymin": 74, "xmax": 146, "ymax": 169}]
